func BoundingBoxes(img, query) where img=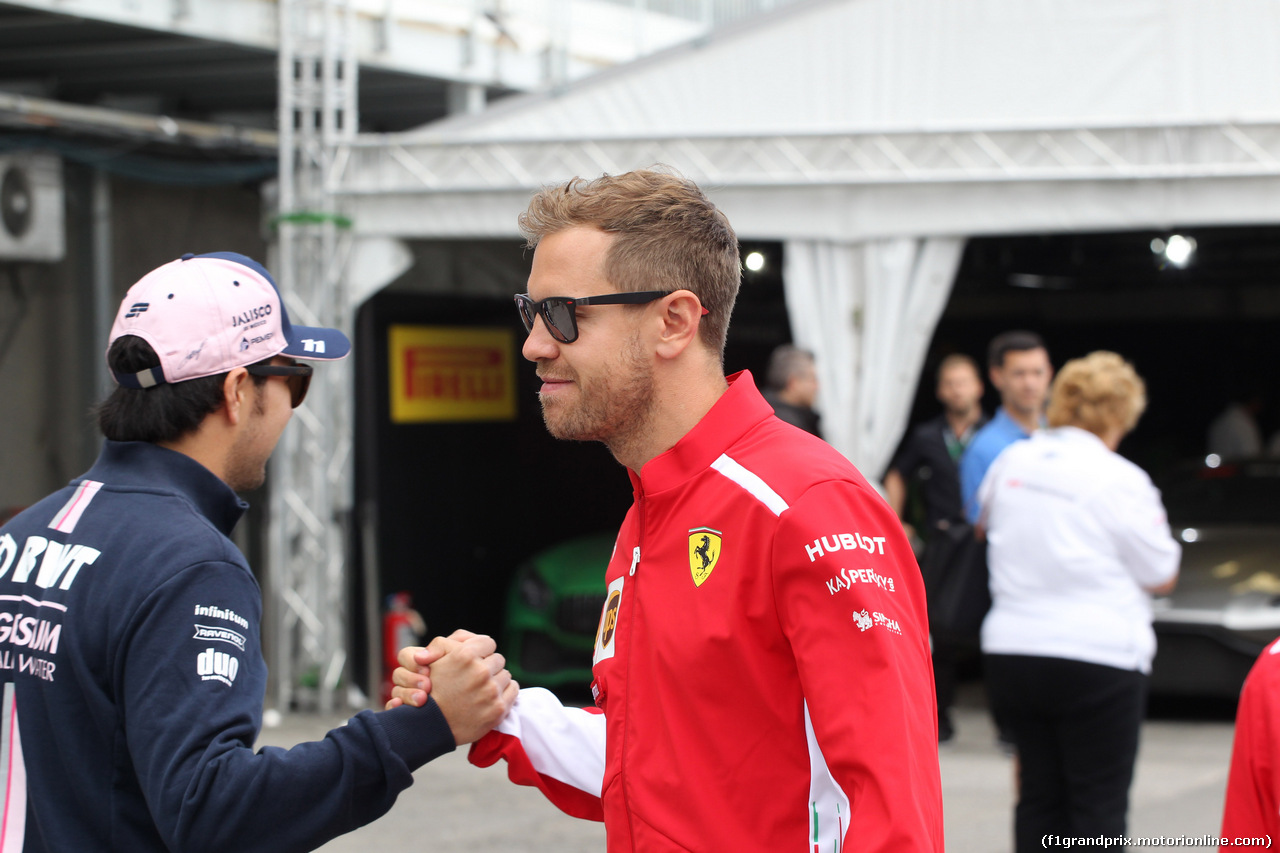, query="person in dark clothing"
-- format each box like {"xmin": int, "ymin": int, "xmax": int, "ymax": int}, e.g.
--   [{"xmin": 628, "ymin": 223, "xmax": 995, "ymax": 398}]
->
[
  {"xmin": 884, "ymin": 353, "xmax": 987, "ymax": 742},
  {"xmin": 762, "ymin": 343, "xmax": 823, "ymax": 437},
  {"xmin": 0, "ymin": 252, "xmax": 516, "ymax": 853}
]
